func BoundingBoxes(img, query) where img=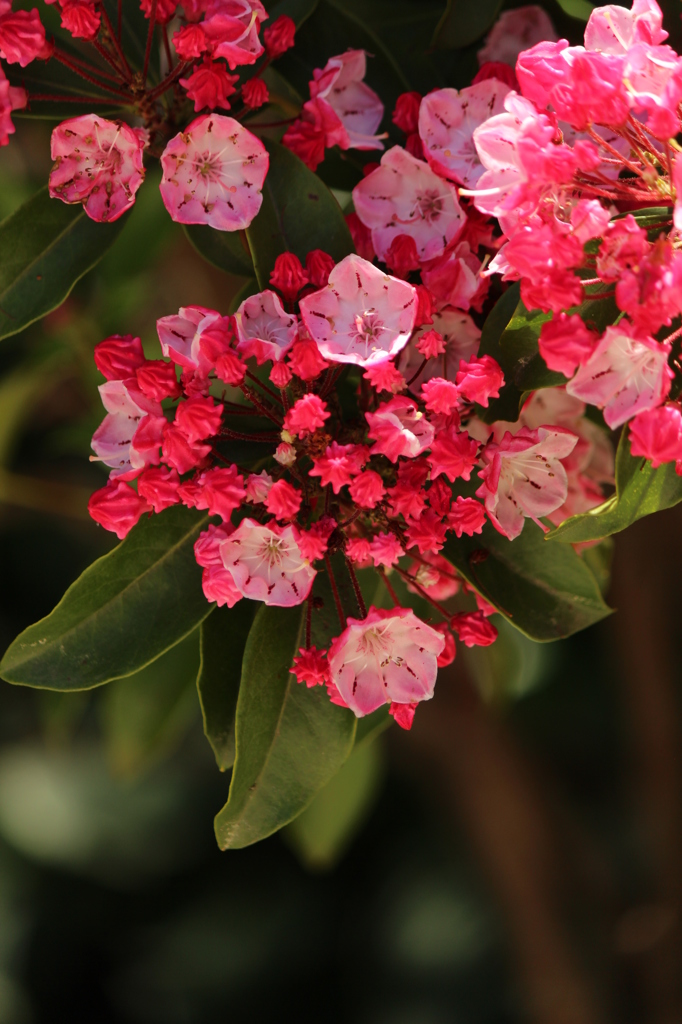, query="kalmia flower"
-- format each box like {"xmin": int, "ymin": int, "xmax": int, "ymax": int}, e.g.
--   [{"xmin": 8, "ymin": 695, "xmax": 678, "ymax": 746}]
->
[
  {"xmin": 234, "ymin": 290, "xmax": 298, "ymax": 364},
  {"xmin": 220, "ymin": 519, "xmax": 316, "ymax": 607},
  {"xmin": 179, "ymin": 58, "xmax": 239, "ymax": 111}
]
